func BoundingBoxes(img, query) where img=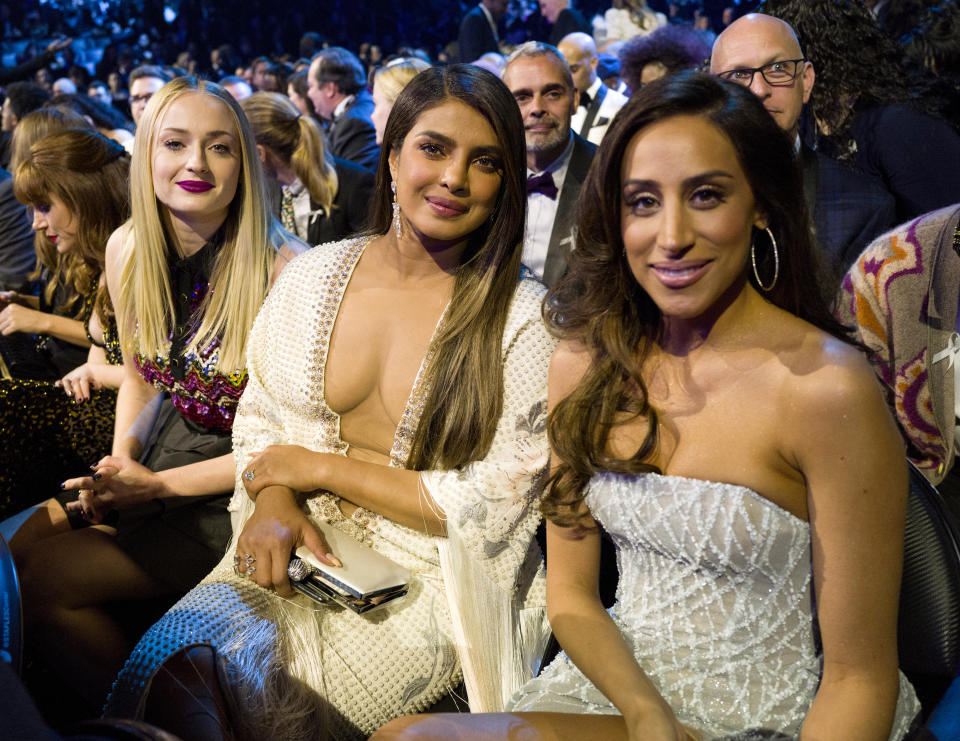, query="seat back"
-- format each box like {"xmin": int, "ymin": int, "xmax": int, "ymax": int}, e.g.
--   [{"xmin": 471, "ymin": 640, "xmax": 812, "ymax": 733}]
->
[
  {"xmin": 0, "ymin": 533, "xmax": 22, "ymax": 675},
  {"xmin": 898, "ymin": 462, "xmax": 960, "ymax": 713}
]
